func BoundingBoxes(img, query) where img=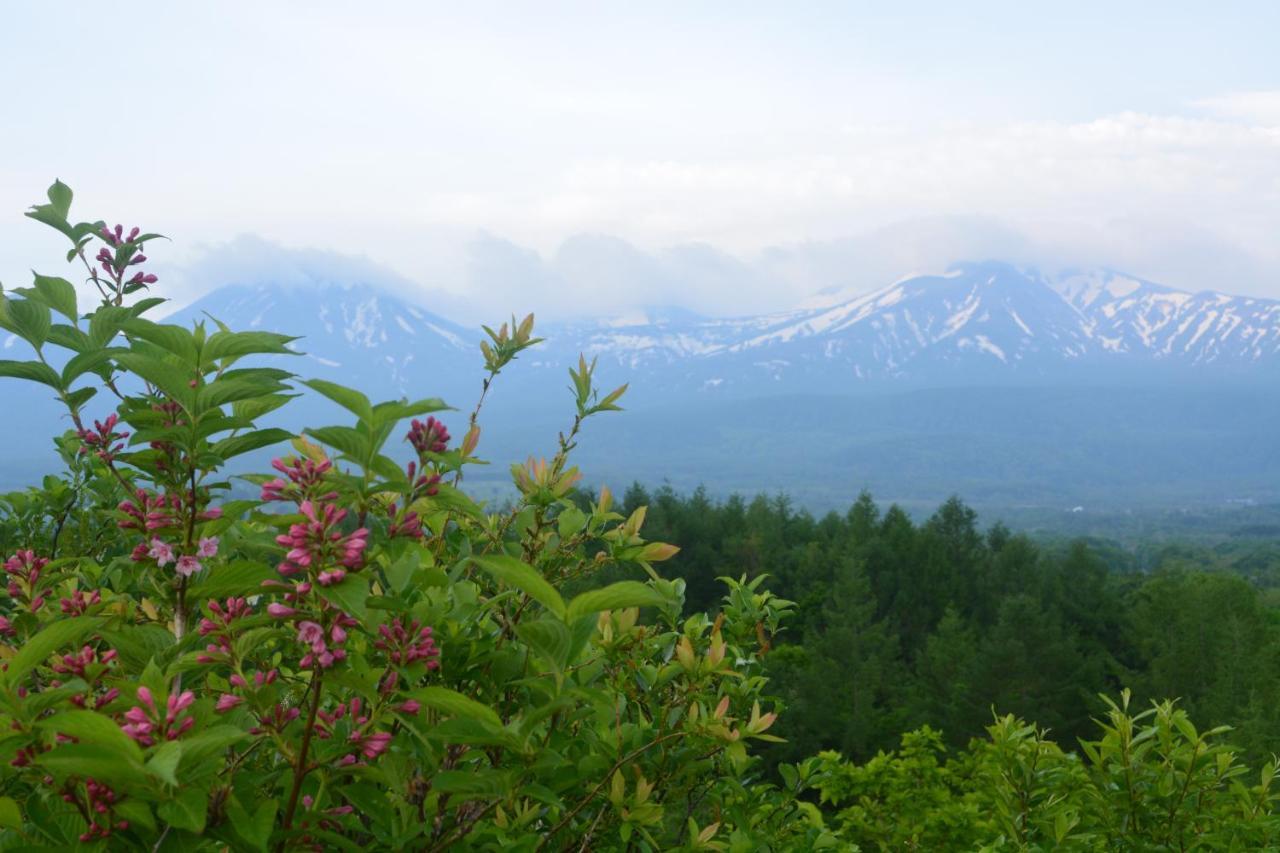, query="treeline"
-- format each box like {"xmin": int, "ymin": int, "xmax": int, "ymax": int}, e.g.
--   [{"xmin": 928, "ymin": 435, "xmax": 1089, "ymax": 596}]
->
[{"xmin": 606, "ymin": 485, "xmax": 1280, "ymax": 765}]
